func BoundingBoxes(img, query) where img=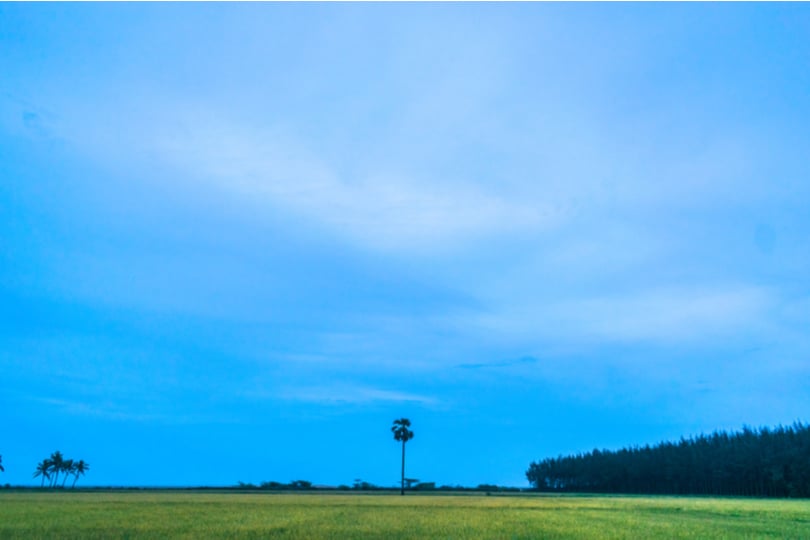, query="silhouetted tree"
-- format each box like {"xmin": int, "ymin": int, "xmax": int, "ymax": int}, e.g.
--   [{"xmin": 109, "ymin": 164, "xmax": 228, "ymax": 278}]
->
[
  {"xmin": 33, "ymin": 460, "xmax": 51, "ymax": 488},
  {"xmin": 391, "ymin": 418, "xmax": 414, "ymax": 495},
  {"xmin": 289, "ymin": 480, "xmax": 312, "ymax": 489},
  {"xmin": 61, "ymin": 459, "xmax": 75, "ymax": 488},
  {"xmin": 71, "ymin": 460, "xmax": 89, "ymax": 488},
  {"xmin": 48, "ymin": 451, "xmax": 65, "ymax": 487},
  {"xmin": 0, "ymin": 454, "xmax": 4, "ymax": 473}
]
